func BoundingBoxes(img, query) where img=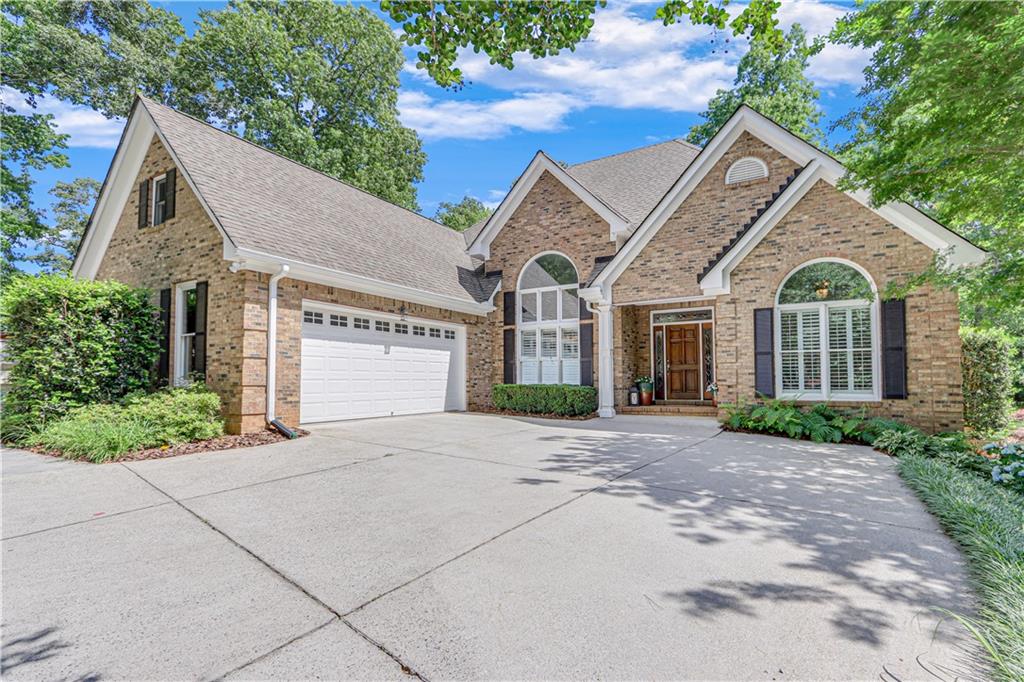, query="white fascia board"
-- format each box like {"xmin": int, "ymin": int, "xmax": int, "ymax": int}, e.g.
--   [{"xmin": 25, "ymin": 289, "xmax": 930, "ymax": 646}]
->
[
  {"xmin": 232, "ymin": 248, "xmax": 495, "ymax": 317},
  {"xmin": 594, "ymin": 104, "xmax": 986, "ymax": 291},
  {"xmin": 72, "ymin": 101, "xmax": 236, "ymax": 280},
  {"xmin": 72, "ymin": 107, "xmax": 153, "ymax": 280},
  {"xmin": 467, "ymin": 151, "xmax": 628, "ymax": 260}
]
